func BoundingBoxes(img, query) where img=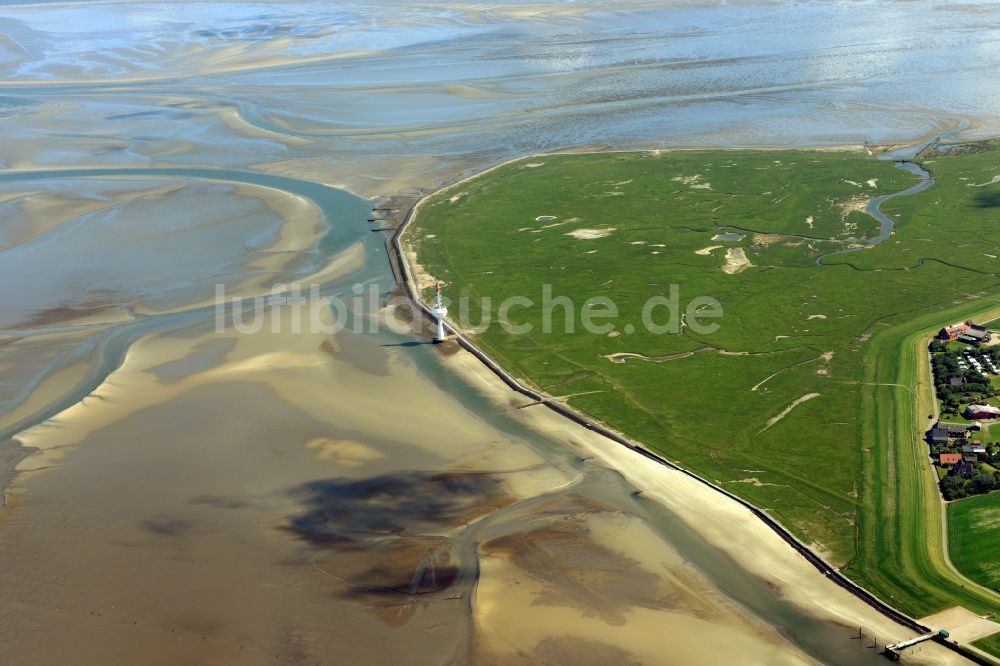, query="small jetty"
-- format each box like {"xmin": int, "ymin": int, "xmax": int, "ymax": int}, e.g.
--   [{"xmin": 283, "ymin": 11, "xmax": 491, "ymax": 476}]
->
[{"xmin": 885, "ymin": 630, "xmax": 949, "ymax": 661}]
